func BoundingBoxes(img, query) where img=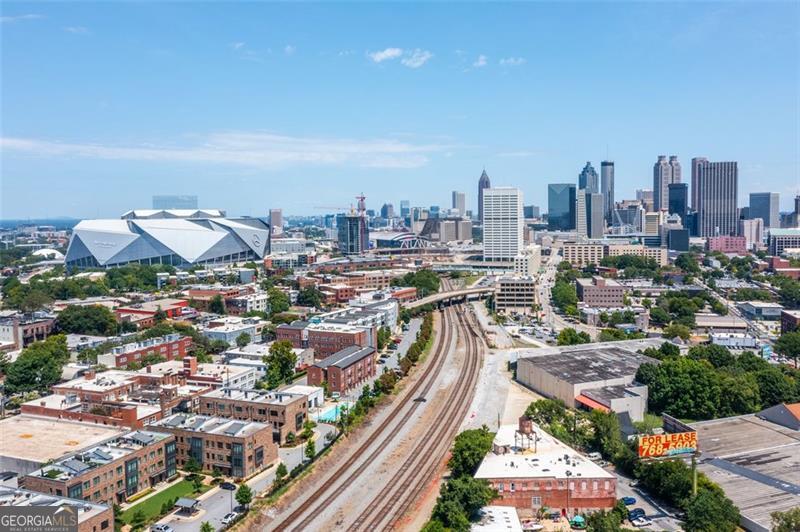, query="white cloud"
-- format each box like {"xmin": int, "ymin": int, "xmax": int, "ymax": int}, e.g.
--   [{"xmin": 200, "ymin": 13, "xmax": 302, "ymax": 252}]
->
[
  {"xmin": 368, "ymin": 47, "xmax": 403, "ymax": 63},
  {"xmin": 230, "ymin": 42, "xmax": 246, "ymax": 50},
  {"xmin": 472, "ymin": 54, "xmax": 488, "ymax": 68},
  {"xmin": 284, "ymin": 44, "xmax": 296, "ymax": 55},
  {"xmin": 401, "ymin": 49, "xmax": 433, "ymax": 68},
  {"xmin": 499, "ymin": 57, "xmax": 526, "ymax": 66},
  {"xmin": 1, "ymin": 14, "xmax": 42, "ymax": 23},
  {"xmin": 64, "ymin": 26, "xmax": 89, "ymax": 34},
  {"xmin": 0, "ymin": 132, "xmax": 450, "ymax": 169}
]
